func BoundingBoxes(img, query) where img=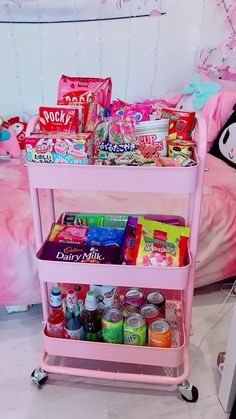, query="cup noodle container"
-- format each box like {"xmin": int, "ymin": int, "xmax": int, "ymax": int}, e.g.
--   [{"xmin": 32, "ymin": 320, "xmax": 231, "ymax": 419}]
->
[{"xmin": 135, "ymin": 119, "xmax": 169, "ymax": 157}]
